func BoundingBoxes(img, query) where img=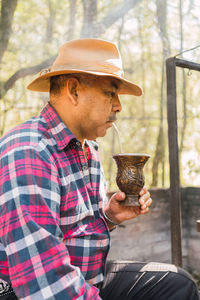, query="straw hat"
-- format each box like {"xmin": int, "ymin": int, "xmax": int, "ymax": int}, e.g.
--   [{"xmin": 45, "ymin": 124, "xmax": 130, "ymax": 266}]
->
[{"xmin": 27, "ymin": 38, "xmax": 142, "ymax": 96}]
